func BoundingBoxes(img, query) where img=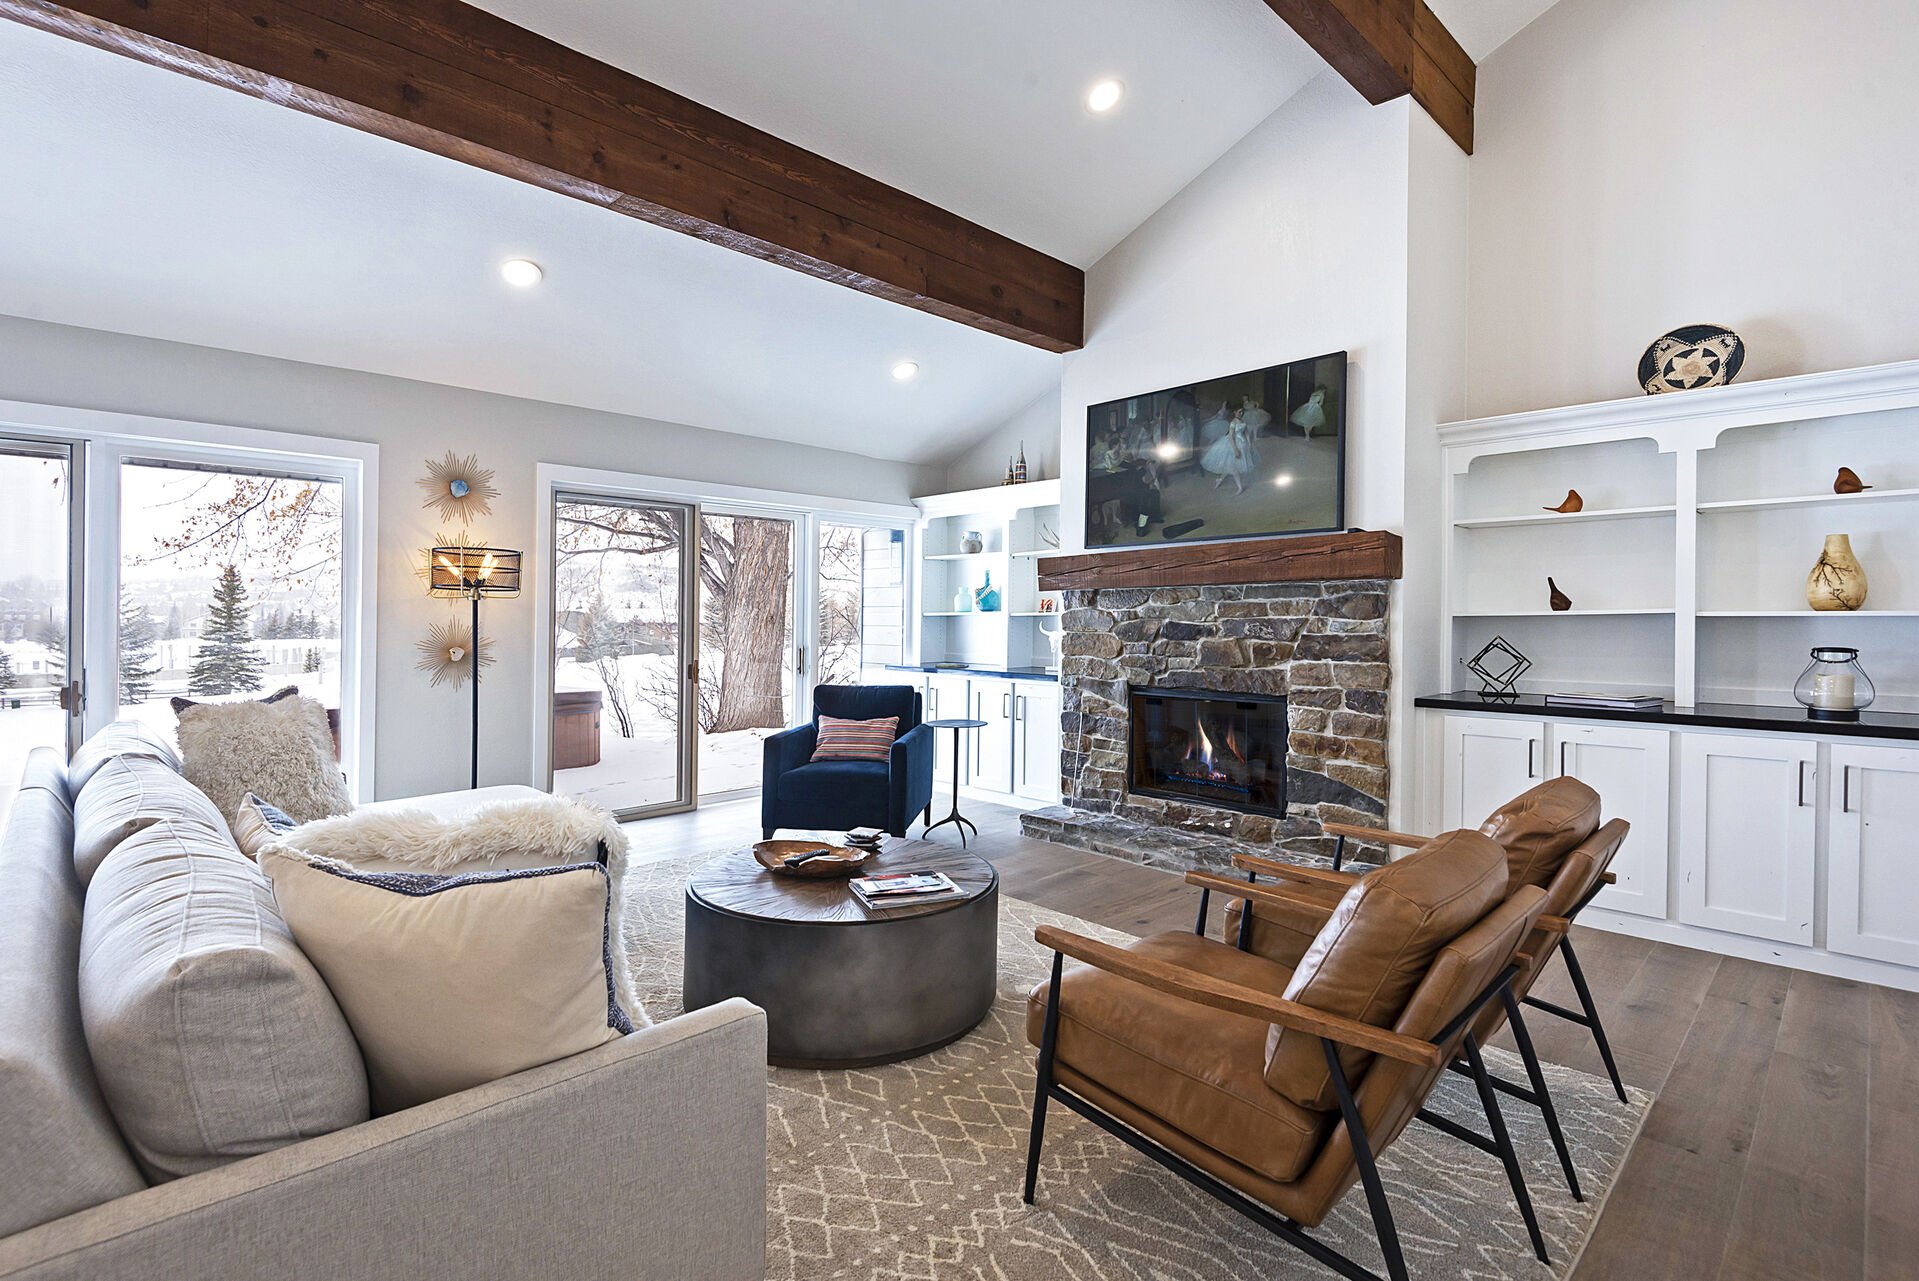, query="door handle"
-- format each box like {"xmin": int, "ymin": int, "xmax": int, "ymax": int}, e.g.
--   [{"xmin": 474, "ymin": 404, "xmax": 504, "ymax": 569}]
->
[
  {"xmin": 1842, "ymin": 765, "xmax": 1854, "ymax": 814},
  {"xmin": 1796, "ymin": 759, "xmax": 1812, "ymax": 808}
]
